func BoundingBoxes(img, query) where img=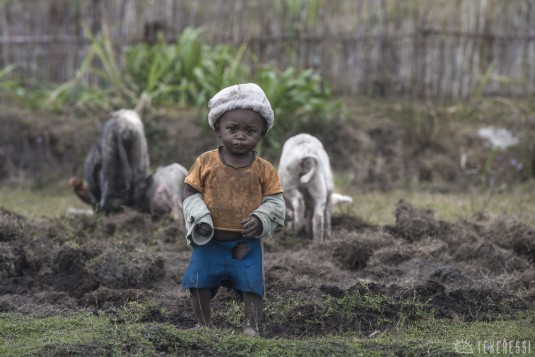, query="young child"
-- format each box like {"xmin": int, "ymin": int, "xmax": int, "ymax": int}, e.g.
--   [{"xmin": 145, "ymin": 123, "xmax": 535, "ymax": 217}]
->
[{"xmin": 181, "ymin": 83, "xmax": 285, "ymax": 337}]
